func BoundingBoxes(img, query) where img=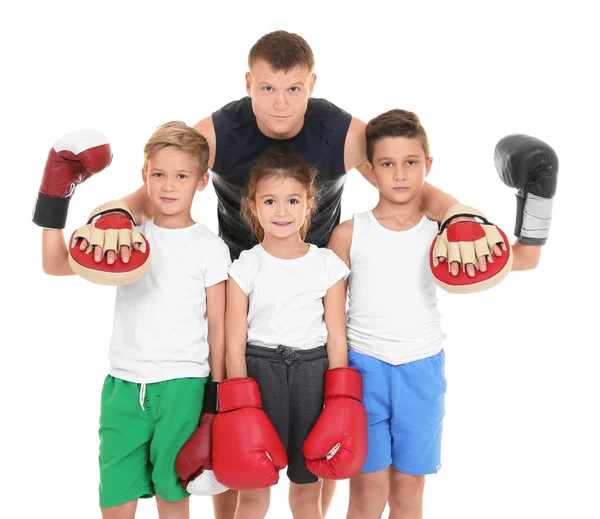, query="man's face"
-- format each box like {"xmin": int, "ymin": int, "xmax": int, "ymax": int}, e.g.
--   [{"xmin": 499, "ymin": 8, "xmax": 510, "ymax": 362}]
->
[{"xmin": 246, "ymin": 59, "xmax": 316, "ymax": 140}]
